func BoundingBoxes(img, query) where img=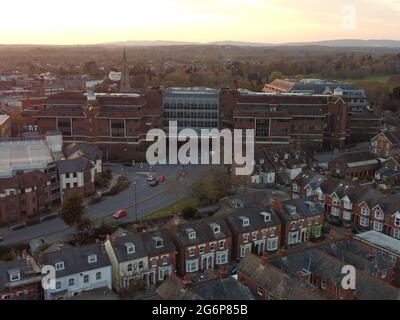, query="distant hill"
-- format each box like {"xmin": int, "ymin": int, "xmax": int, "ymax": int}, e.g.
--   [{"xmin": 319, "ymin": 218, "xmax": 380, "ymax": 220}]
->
[{"xmin": 98, "ymin": 39, "xmax": 400, "ymax": 48}]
